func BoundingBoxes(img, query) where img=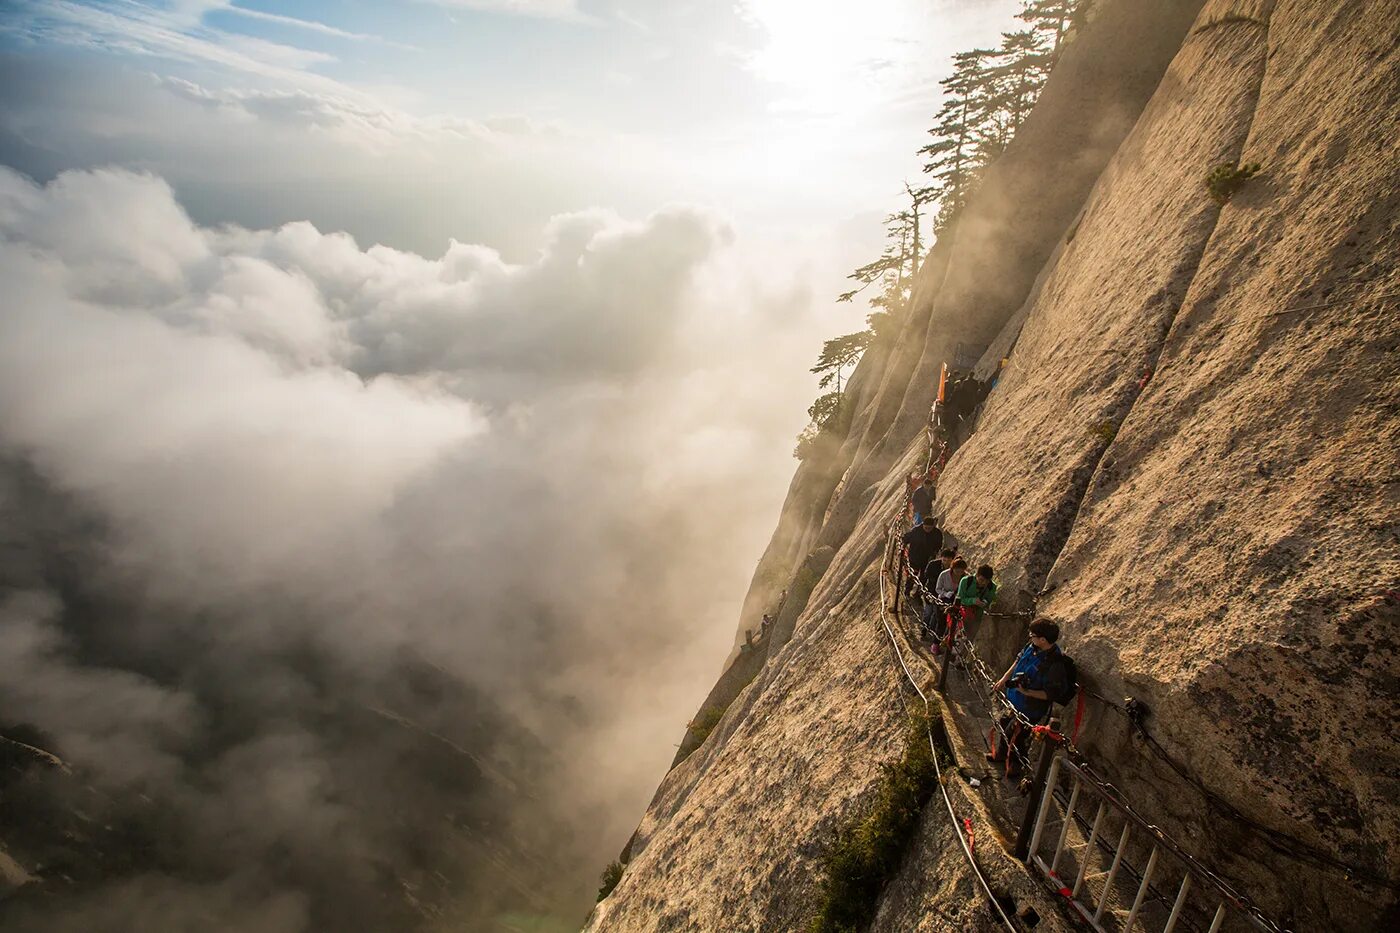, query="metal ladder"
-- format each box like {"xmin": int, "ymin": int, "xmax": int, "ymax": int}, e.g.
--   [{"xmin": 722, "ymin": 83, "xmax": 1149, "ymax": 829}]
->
[{"xmin": 1023, "ymin": 753, "xmax": 1288, "ymax": 933}]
